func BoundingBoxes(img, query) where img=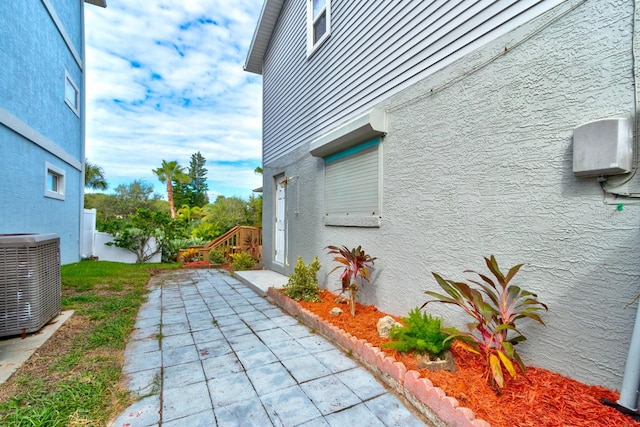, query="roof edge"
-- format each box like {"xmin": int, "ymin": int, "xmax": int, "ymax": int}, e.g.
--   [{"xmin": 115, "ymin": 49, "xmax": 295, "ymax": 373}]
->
[
  {"xmin": 244, "ymin": 0, "xmax": 284, "ymax": 75},
  {"xmin": 84, "ymin": 0, "xmax": 107, "ymax": 8}
]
